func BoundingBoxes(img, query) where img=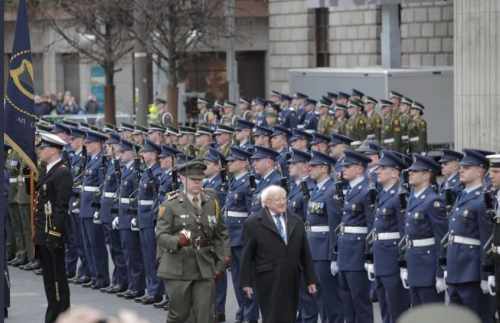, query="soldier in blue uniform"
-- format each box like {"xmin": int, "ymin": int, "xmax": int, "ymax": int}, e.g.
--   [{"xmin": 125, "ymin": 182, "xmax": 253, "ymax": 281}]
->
[
  {"xmin": 224, "ymin": 147, "xmax": 258, "ymax": 323},
  {"xmin": 401, "ymin": 154, "xmax": 447, "ymax": 306},
  {"xmin": 99, "ymin": 133, "xmax": 127, "ymax": 294},
  {"xmin": 278, "ymin": 94, "xmax": 298, "ymax": 129},
  {"xmin": 64, "ymin": 126, "xmax": 91, "ymax": 284},
  {"xmin": 254, "ymin": 98, "xmax": 268, "ymax": 127},
  {"xmin": 115, "ymin": 139, "xmax": 145, "ymax": 300},
  {"xmin": 135, "ymin": 140, "xmax": 164, "ymax": 304},
  {"xmin": 249, "ymin": 146, "xmax": 282, "ymax": 216},
  {"xmin": 203, "ymin": 148, "xmax": 230, "ymax": 322},
  {"xmin": 158, "ymin": 145, "xmax": 180, "ymax": 204},
  {"xmin": 287, "ymin": 149, "xmax": 313, "ymax": 221},
  {"xmin": 80, "ymin": 129, "xmax": 110, "ymax": 289},
  {"xmin": 445, "ymin": 149, "xmax": 494, "ymax": 320},
  {"xmin": 295, "ymin": 92, "xmax": 309, "ymax": 124},
  {"xmin": 310, "ymin": 133, "xmax": 330, "ymax": 155},
  {"xmin": 270, "ymin": 126, "xmax": 291, "ymax": 177},
  {"xmin": 305, "ymin": 150, "xmax": 343, "ymax": 323},
  {"xmin": 333, "ymin": 150, "xmax": 374, "ymax": 323},
  {"xmin": 438, "ymin": 149, "xmax": 464, "ymax": 209},
  {"xmin": 302, "ymin": 98, "xmax": 319, "ymax": 131},
  {"xmin": 290, "ymin": 129, "xmax": 312, "ymax": 153},
  {"xmin": 253, "ymin": 125, "xmax": 273, "ymax": 149},
  {"xmin": 234, "ymin": 119, "xmax": 255, "ymax": 153},
  {"xmin": 369, "ymin": 150, "xmax": 410, "ymax": 323}
]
